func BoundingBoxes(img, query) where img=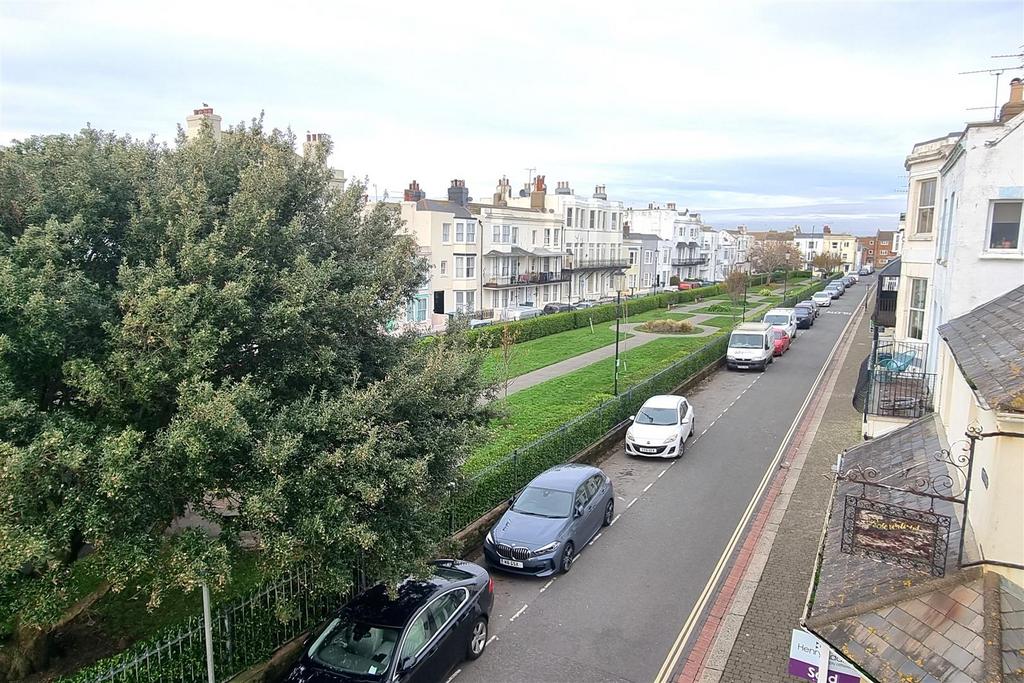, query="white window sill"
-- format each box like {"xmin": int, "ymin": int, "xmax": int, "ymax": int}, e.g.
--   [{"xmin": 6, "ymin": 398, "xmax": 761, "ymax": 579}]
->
[
  {"xmin": 979, "ymin": 251, "xmax": 1024, "ymax": 260},
  {"xmin": 907, "ymin": 235, "xmax": 934, "ymax": 241}
]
